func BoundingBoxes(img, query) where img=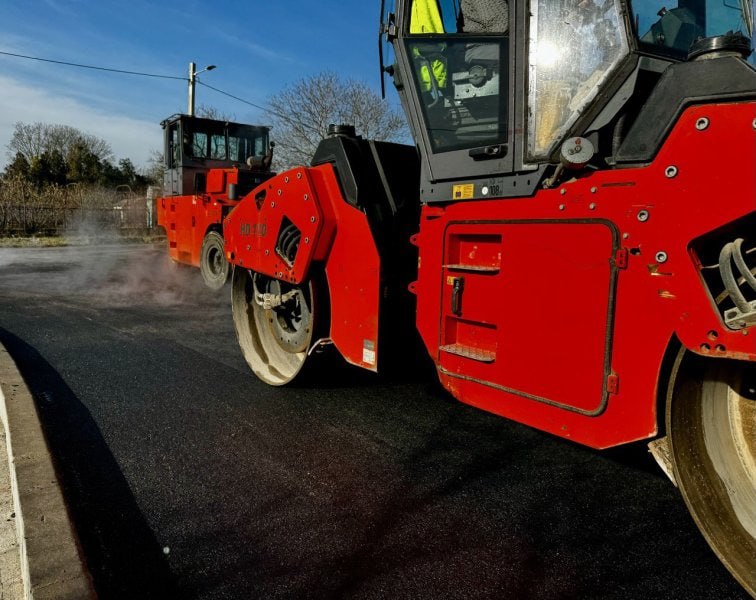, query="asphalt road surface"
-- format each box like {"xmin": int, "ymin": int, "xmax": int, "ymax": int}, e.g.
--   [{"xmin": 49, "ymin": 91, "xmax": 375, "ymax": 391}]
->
[{"xmin": 0, "ymin": 243, "xmax": 748, "ymax": 599}]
